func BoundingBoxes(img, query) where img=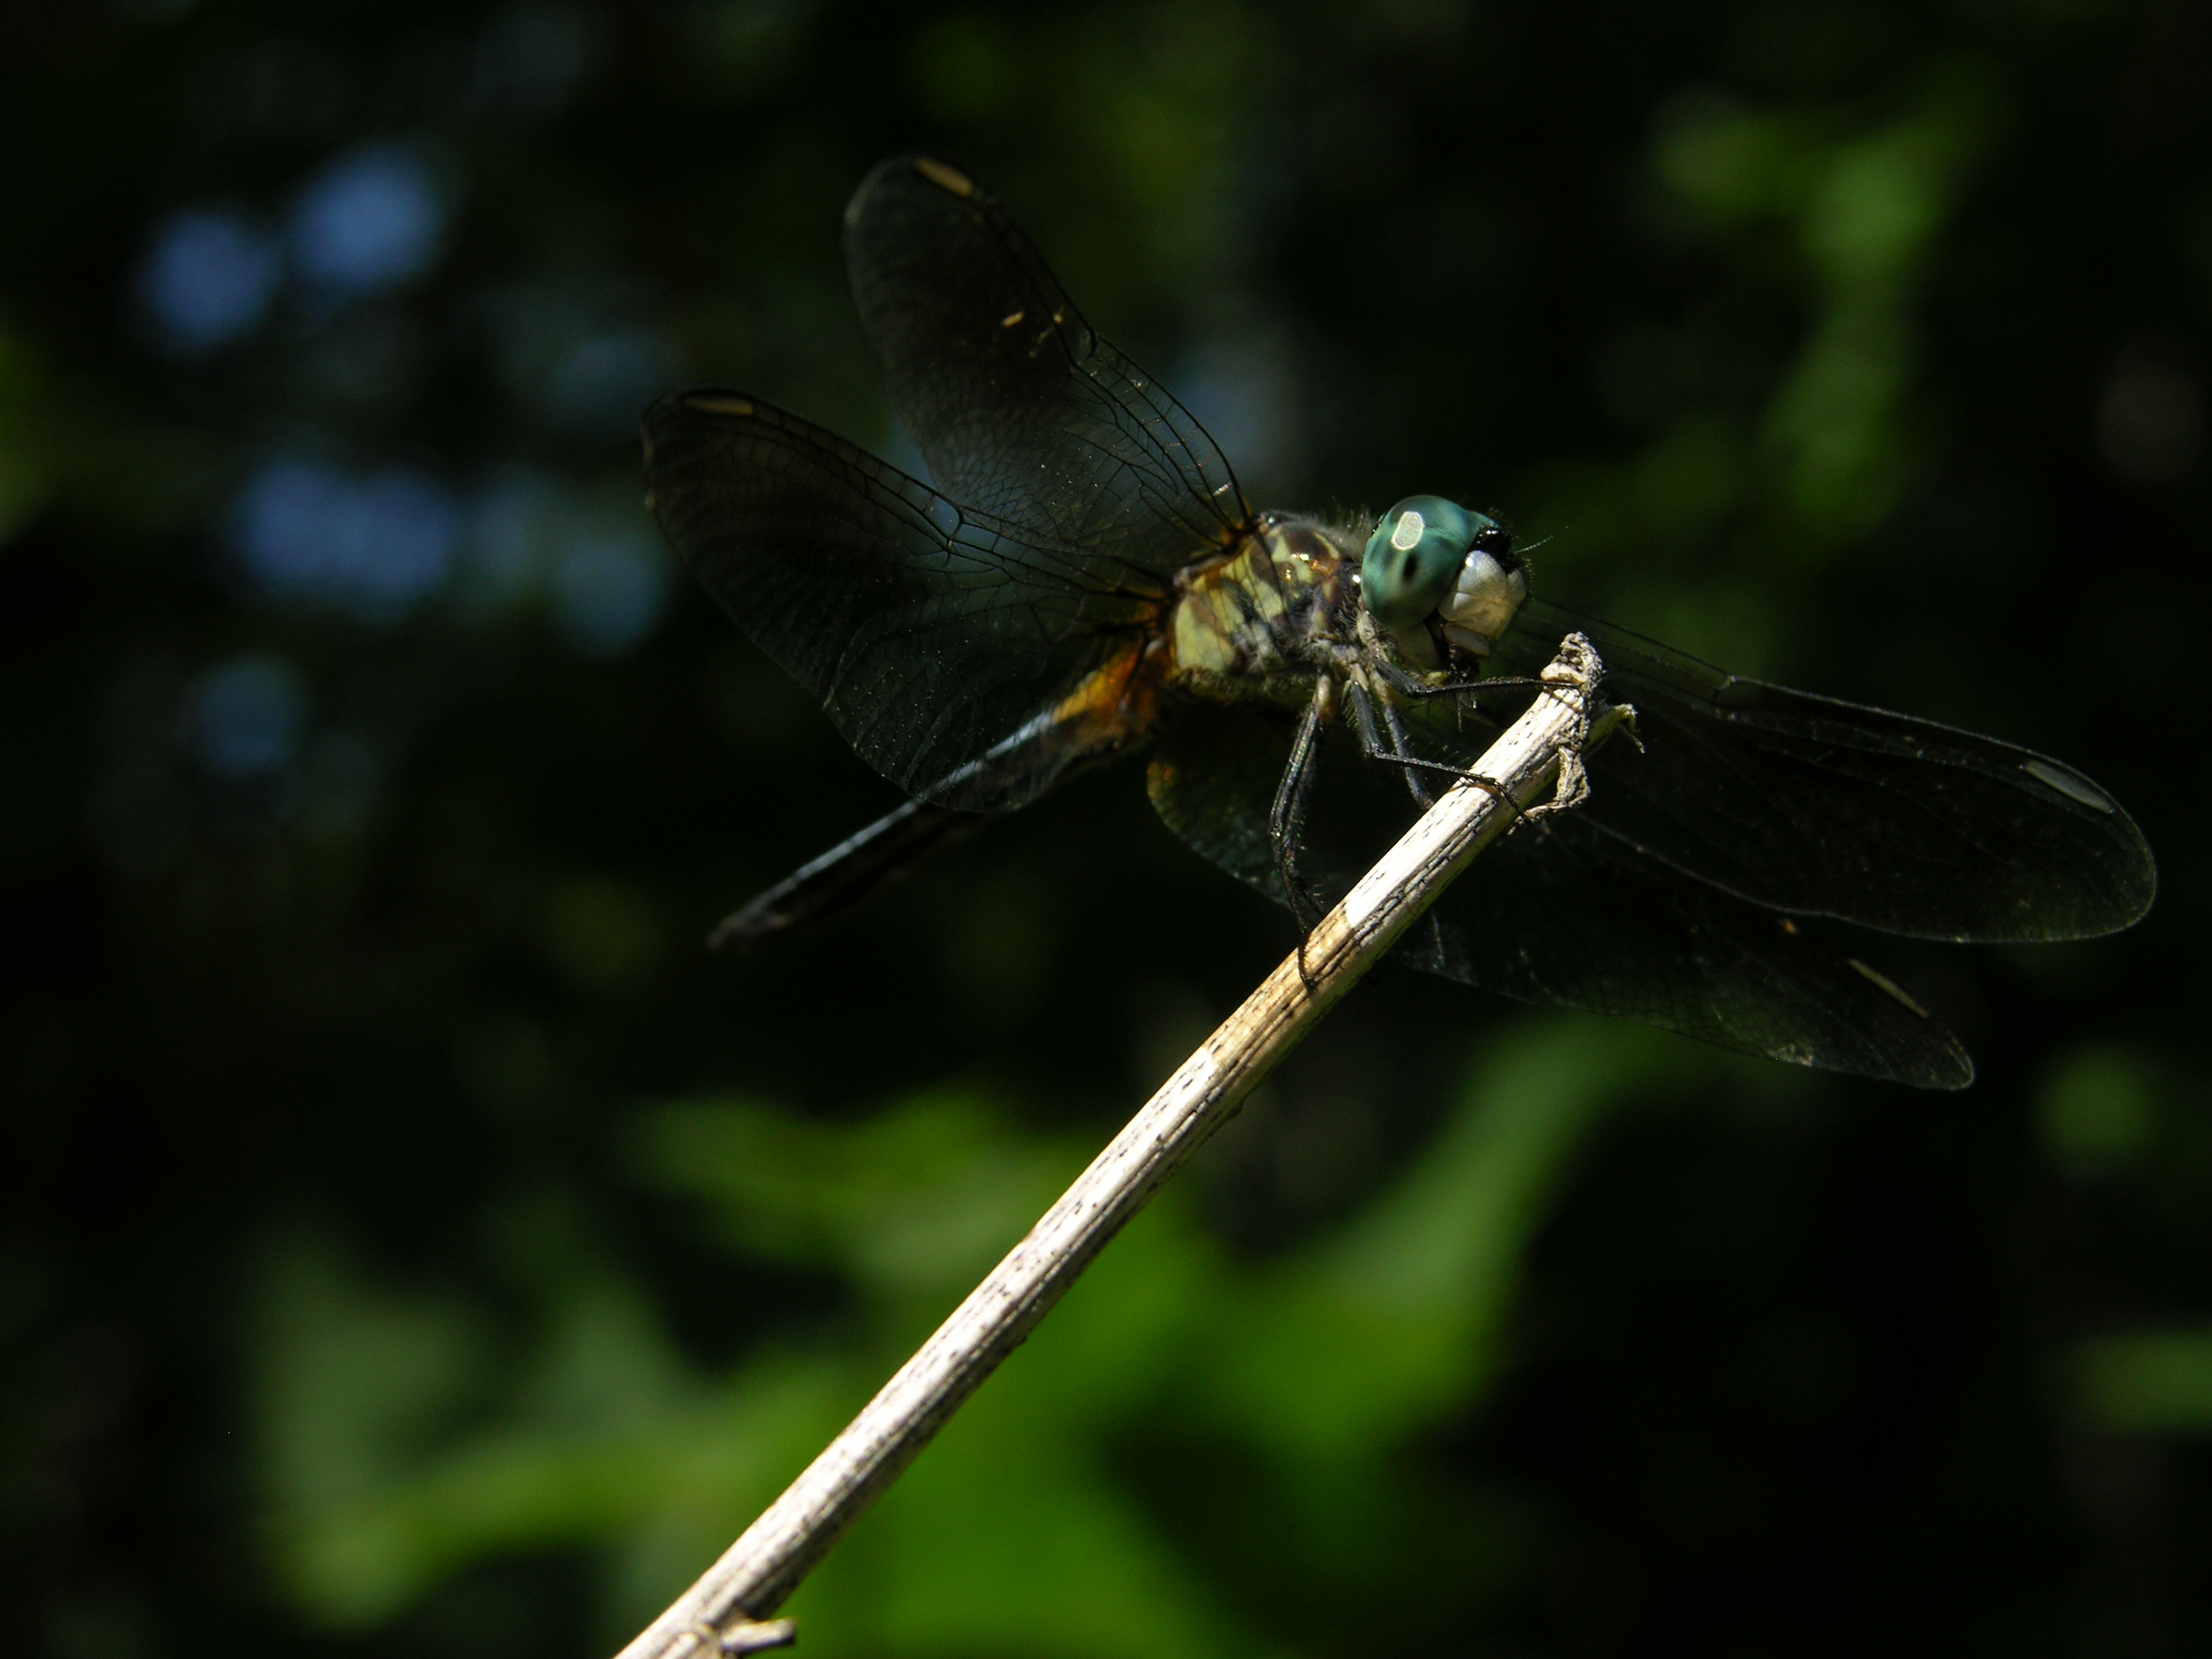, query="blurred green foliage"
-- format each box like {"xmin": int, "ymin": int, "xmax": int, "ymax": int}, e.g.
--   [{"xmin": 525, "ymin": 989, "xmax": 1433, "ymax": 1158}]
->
[
  {"xmin": 257, "ymin": 1021, "xmax": 1718, "ymax": 1654},
  {"xmin": 2081, "ymin": 1329, "xmax": 2212, "ymax": 1434},
  {"xmin": 3, "ymin": 0, "xmax": 2208, "ymax": 1656}
]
